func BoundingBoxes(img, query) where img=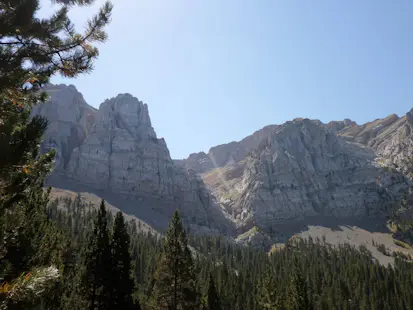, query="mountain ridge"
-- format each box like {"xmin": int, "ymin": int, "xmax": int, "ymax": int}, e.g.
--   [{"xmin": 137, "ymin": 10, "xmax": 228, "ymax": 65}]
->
[
  {"xmin": 34, "ymin": 84, "xmax": 413, "ymax": 241},
  {"xmin": 35, "ymin": 84, "xmax": 230, "ymax": 235}
]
